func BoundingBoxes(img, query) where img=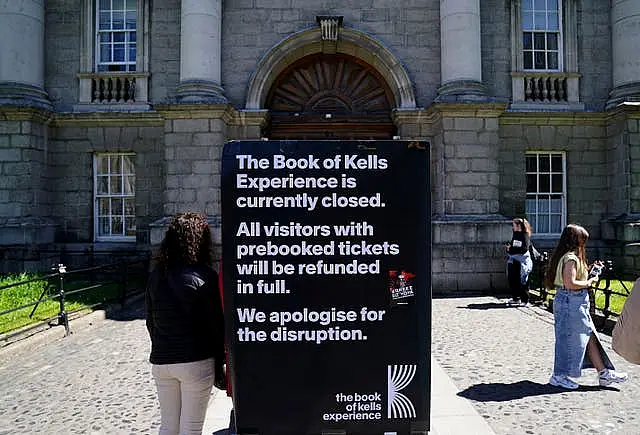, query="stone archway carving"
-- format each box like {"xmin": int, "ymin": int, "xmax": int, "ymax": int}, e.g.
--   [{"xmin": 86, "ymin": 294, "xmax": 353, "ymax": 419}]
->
[
  {"xmin": 265, "ymin": 53, "xmax": 396, "ymax": 139},
  {"xmin": 245, "ymin": 27, "xmax": 416, "ymax": 111}
]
